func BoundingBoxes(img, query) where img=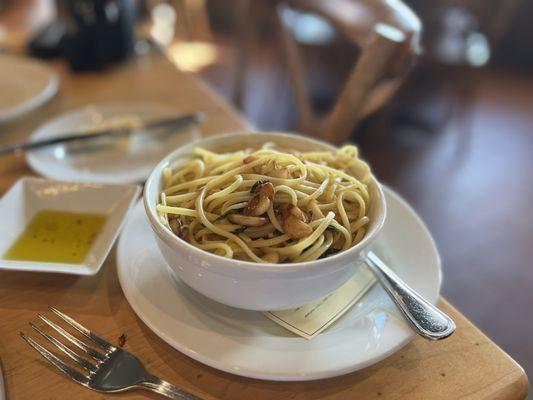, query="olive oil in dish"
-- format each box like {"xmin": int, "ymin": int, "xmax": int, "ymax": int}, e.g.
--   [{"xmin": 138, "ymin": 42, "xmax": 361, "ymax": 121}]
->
[{"xmin": 4, "ymin": 210, "xmax": 106, "ymax": 264}]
